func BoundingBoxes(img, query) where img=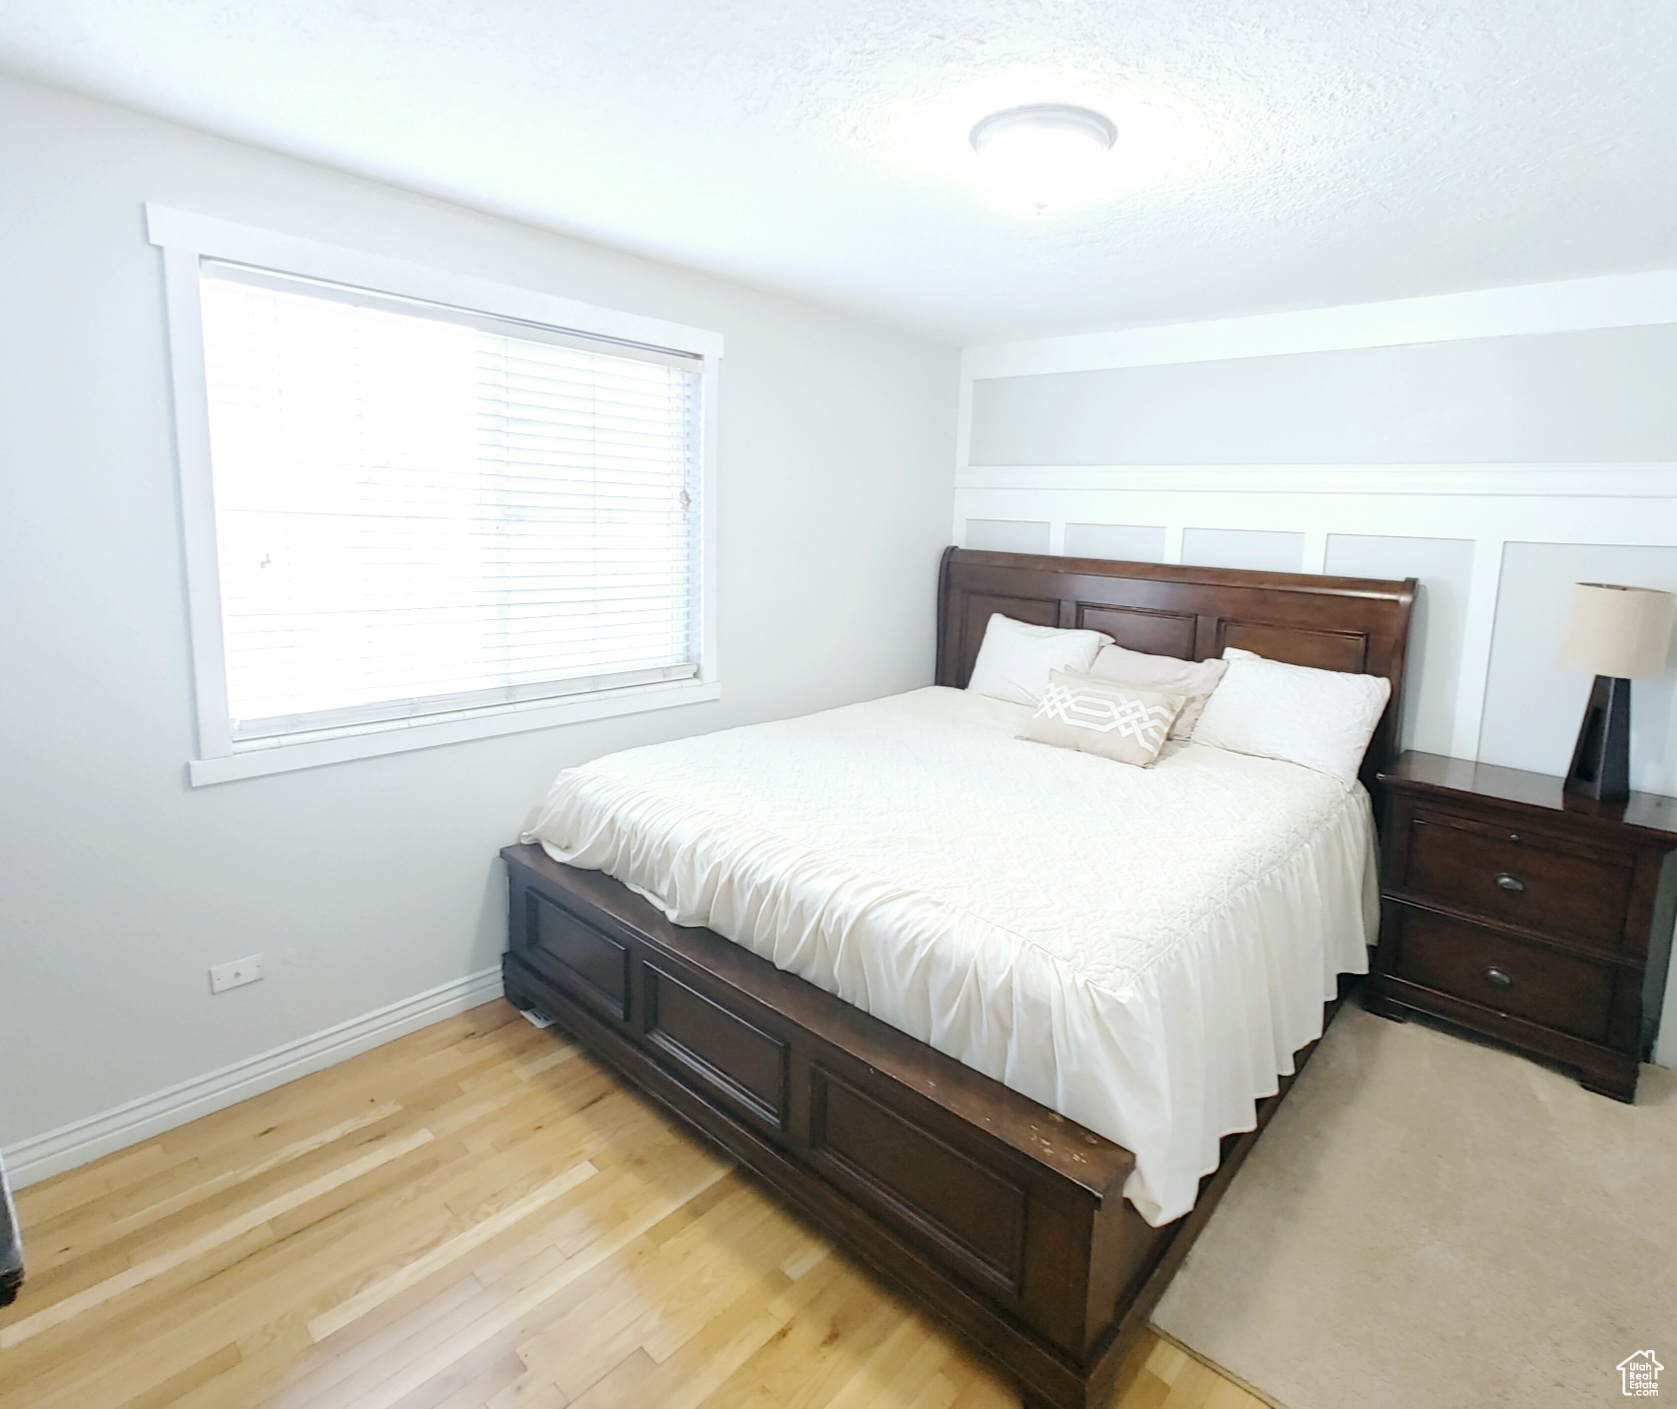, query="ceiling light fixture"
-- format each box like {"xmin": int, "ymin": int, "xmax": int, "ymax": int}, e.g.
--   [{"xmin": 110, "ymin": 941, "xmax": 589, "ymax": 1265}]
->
[{"xmin": 969, "ymin": 103, "xmax": 1118, "ymax": 210}]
